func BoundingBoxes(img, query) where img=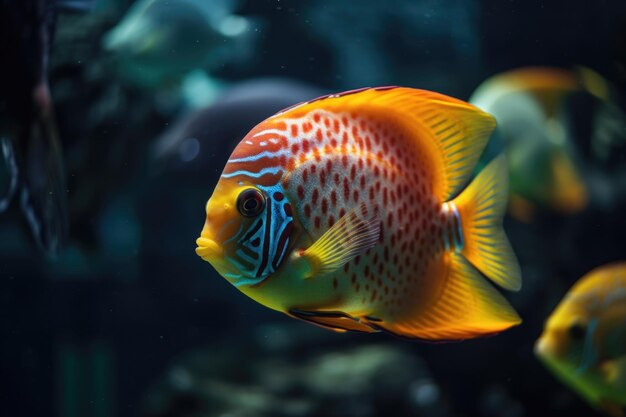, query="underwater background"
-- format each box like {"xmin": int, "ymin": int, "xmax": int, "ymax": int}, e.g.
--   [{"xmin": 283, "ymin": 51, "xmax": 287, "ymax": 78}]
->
[{"xmin": 1, "ymin": 0, "xmax": 626, "ymax": 416}]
